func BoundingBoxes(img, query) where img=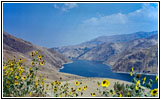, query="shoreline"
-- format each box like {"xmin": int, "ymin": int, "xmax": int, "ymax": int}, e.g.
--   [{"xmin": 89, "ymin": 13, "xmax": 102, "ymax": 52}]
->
[
  {"xmin": 59, "ymin": 60, "xmax": 73, "ymax": 71},
  {"xmin": 59, "ymin": 59, "xmax": 158, "ymax": 76},
  {"xmin": 113, "ymin": 71, "xmax": 158, "ymax": 76},
  {"xmin": 62, "ymin": 60, "xmax": 73, "ymax": 65},
  {"xmin": 103, "ymin": 62, "xmax": 158, "ymax": 76}
]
